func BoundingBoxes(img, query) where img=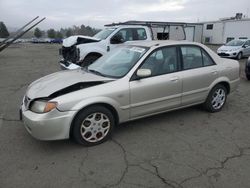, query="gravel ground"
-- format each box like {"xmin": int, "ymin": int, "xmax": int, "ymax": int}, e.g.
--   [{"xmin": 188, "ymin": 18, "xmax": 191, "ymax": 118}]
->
[{"xmin": 0, "ymin": 43, "xmax": 250, "ymax": 188}]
